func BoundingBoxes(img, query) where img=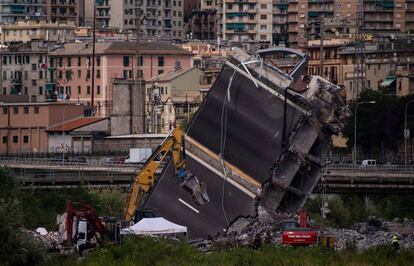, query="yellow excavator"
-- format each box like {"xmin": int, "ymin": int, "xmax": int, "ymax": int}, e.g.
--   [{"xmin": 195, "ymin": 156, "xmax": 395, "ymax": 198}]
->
[{"xmin": 124, "ymin": 127, "xmax": 209, "ymax": 223}]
